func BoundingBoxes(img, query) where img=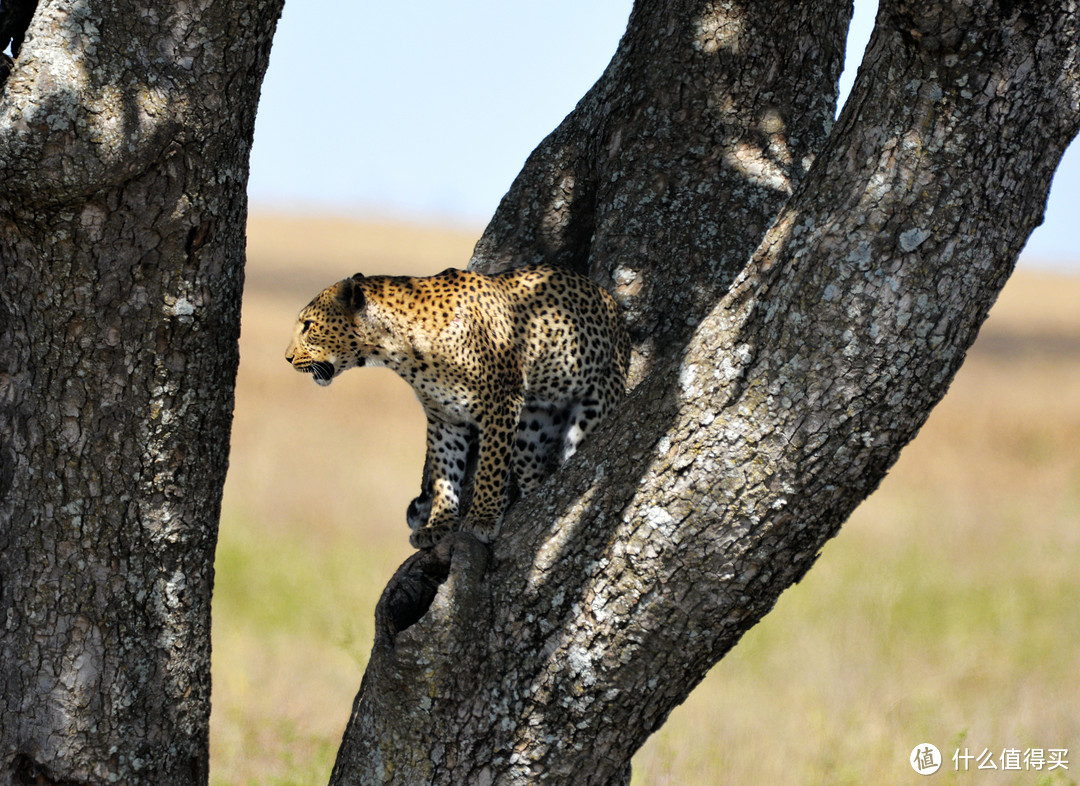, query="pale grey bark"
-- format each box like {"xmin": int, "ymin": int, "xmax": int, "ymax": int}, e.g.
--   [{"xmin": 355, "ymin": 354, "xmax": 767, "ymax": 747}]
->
[
  {"xmin": 0, "ymin": 1, "xmax": 282, "ymax": 783},
  {"xmin": 331, "ymin": 1, "xmax": 1080, "ymax": 785}
]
